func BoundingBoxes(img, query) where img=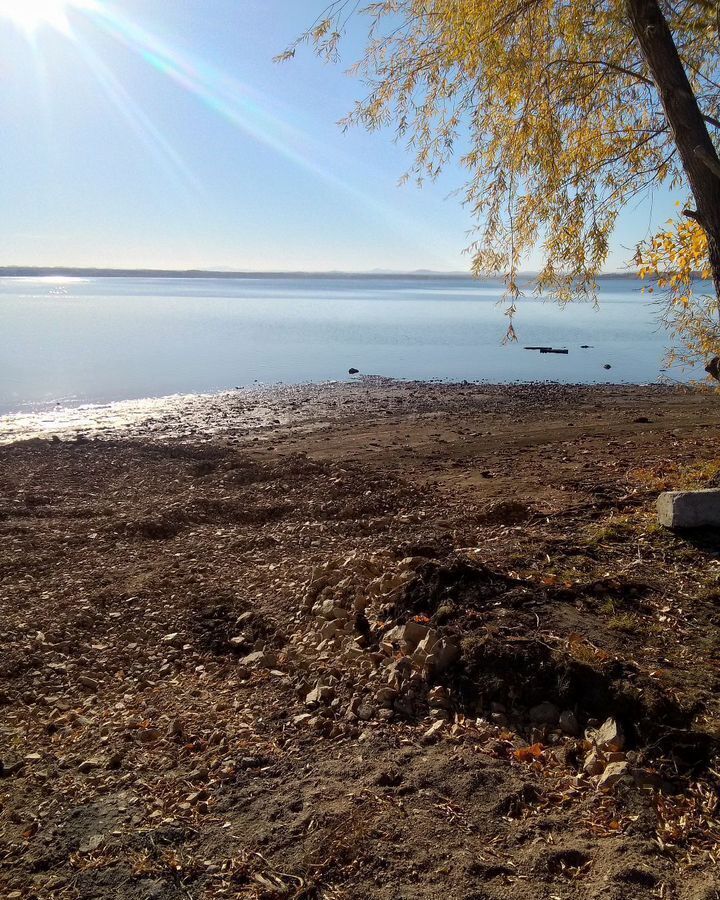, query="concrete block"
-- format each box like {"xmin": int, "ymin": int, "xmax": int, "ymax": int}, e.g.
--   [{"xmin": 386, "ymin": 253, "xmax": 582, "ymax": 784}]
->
[{"xmin": 657, "ymin": 489, "xmax": 720, "ymax": 529}]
